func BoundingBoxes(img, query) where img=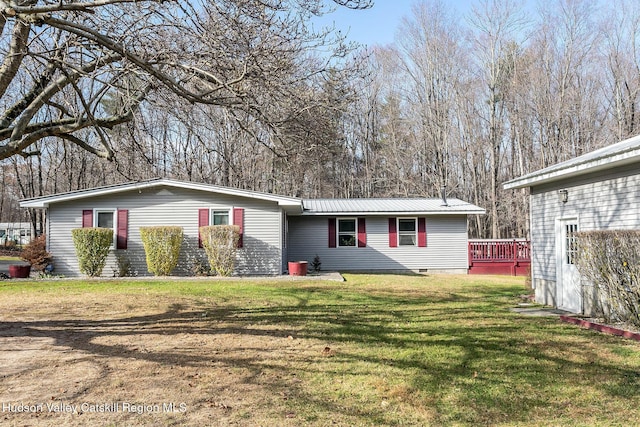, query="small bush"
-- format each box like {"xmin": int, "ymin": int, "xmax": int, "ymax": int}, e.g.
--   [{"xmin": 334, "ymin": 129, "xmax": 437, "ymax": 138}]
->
[
  {"xmin": 139, "ymin": 226, "xmax": 183, "ymax": 276},
  {"xmin": 191, "ymin": 258, "xmax": 211, "ymax": 276},
  {"xmin": 71, "ymin": 228, "xmax": 113, "ymax": 277},
  {"xmin": 200, "ymin": 225, "xmax": 239, "ymax": 276},
  {"xmin": 574, "ymin": 230, "xmax": 640, "ymax": 327},
  {"xmin": 112, "ymin": 252, "xmax": 134, "ymax": 277},
  {"xmin": 21, "ymin": 235, "xmax": 52, "ymax": 271},
  {"xmin": 312, "ymin": 254, "xmax": 322, "ymax": 272}
]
